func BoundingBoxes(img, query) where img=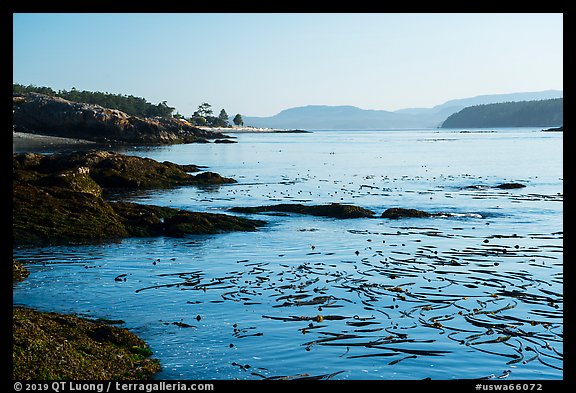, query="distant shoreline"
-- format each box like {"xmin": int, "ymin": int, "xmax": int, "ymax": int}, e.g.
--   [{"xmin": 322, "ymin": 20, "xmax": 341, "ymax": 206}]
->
[{"xmin": 196, "ymin": 126, "xmax": 309, "ymax": 133}]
